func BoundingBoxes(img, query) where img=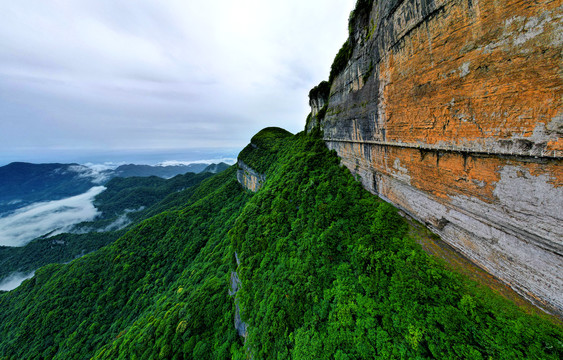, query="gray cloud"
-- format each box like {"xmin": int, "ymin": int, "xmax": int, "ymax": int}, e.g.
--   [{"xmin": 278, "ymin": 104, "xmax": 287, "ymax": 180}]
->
[
  {"xmin": 67, "ymin": 164, "xmax": 111, "ymax": 184},
  {"xmin": 0, "ymin": 0, "xmax": 355, "ymax": 163},
  {"xmin": 0, "ymin": 187, "xmax": 105, "ymax": 247},
  {"xmin": 99, "ymin": 214, "xmax": 132, "ymax": 232}
]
